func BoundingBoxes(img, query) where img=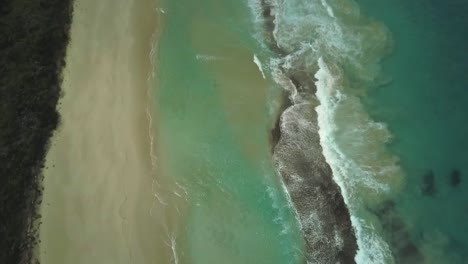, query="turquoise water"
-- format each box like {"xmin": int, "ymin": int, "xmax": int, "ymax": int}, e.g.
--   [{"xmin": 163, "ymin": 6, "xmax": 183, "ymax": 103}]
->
[
  {"xmin": 253, "ymin": 0, "xmax": 468, "ymax": 262},
  {"xmin": 156, "ymin": 0, "xmax": 304, "ymax": 263},
  {"xmin": 157, "ymin": 0, "xmax": 468, "ymax": 262},
  {"xmin": 358, "ymin": 1, "xmax": 468, "ymax": 263},
  {"xmin": 256, "ymin": 0, "xmax": 402, "ymax": 262}
]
